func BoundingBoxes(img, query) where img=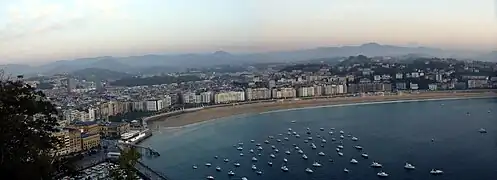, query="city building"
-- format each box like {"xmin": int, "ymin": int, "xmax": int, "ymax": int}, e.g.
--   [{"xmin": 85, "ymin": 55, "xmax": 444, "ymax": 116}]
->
[
  {"xmin": 272, "ymin": 88, "xmax": 297, "ymax": 99},
  {"xmin": 297, "ymin": 86, "xmax": 315, "ymax": 97},
  {"xmin": 245, "ymin": 88, "xmax": 271, "ymax": 101},
  {"xmin": 81, "ymin": 133, "xmax": 101, "ymax": 151},
  {"xmin": 214, "ymin": 91, "xmax": 245, "ymax": 104},
  {"xmin": 101, "ymin": 122, "xmax": 130, "ymax": 138},
  {"xmin": 467, "ymin": 79, "xmax": 489, "ymax": 89}
]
